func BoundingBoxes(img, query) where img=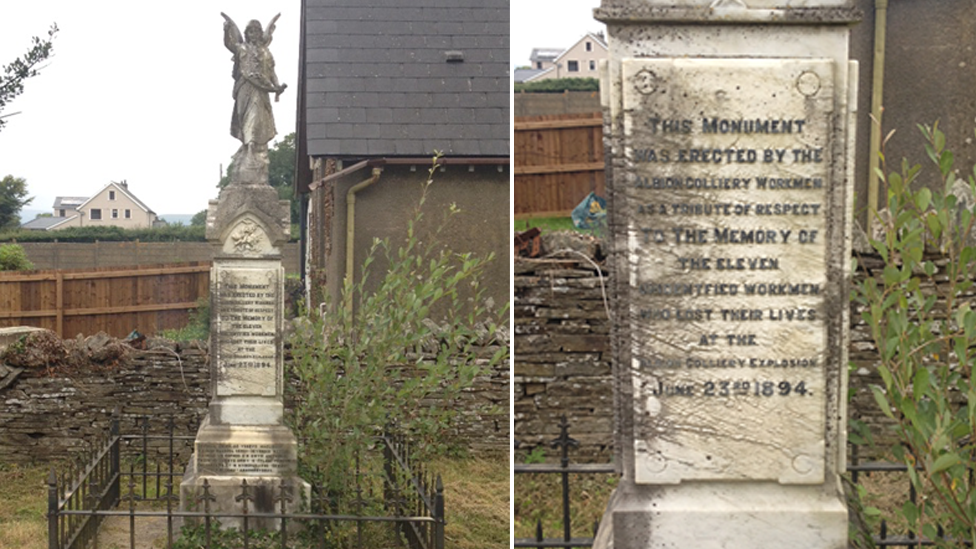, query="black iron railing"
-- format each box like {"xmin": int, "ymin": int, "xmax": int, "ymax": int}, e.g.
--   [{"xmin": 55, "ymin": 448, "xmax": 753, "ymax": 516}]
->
[
  {"xmin": 47, "ymin": 412, "xmax": 445, "ymax": 549},
  {"xmin": 514, "ymin": 417, "xmax": 972, "ymax": 549},
  {"xmin": 514, "ymin": 416, "xmax": 615, "ymax": 549}
]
